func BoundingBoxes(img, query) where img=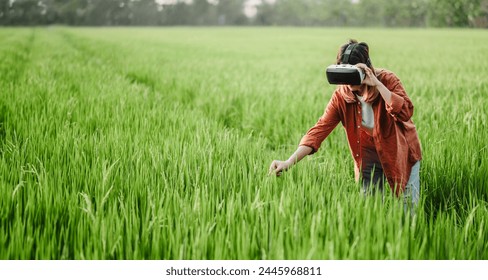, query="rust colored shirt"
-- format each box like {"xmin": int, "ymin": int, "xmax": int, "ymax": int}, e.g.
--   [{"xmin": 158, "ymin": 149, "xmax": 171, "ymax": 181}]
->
[{"xmin": 299, "ymin": 69, "xmax": 422, "ymax": 196}]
